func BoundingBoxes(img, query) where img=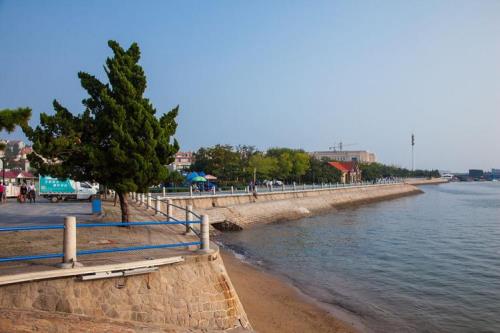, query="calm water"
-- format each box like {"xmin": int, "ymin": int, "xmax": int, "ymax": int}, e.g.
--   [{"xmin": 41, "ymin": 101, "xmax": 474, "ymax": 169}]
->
[{"xmin": 218, "ymin": 182, "xmax": 500, "ymax": 333}]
